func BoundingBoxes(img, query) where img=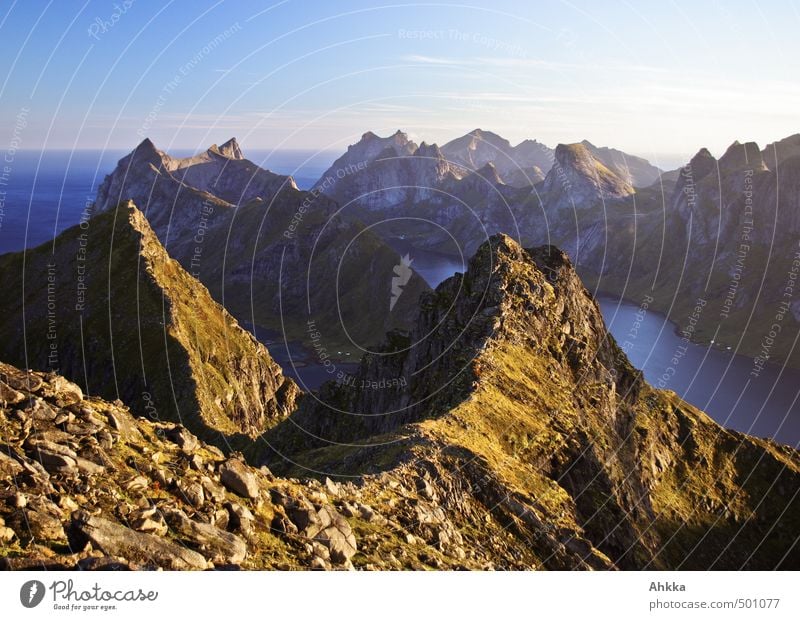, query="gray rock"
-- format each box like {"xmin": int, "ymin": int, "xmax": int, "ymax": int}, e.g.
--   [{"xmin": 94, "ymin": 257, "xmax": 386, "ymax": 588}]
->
[
  {"xmin": 0, "ymin": 379, "xmax": 25, "ymax": 405},
  {"xmin": 69, "ymin": 510, "xmax": 208, "ymax": 570},
  {"xmin": 226, "ymin": 502, "xmax": 255, "ymax": 531},
  {"xmin": 104, "ymin": 409, "xmax": 142, "ymax": 442},
  {"xmin": 75, "ymin": 457, "xmax": 105, "ymax": 476},
  {"xmin": 11, "ymin": 508, "xmax": 66, "ymax": 542},
  {"xmin": 285, "ymin": 499, "xmax": 318, "ymax": 532},
  {"xmin": 33, "ymin": 449, "xmax": 77, "ymax": 474},
  {"xmin": 315, "ymin": 524, "xmax": 357, "ymax": 564},
  {"xmin": 28, "ymin": 399, "xmax": 57, "ymax": 421},
  {"xmin": 164, "ymin": 508, "xmax": 247, "ymax": 565},
  {"xmin": 177, "ymin": 480, "xmax": 205, "ymax": 508},
  {"xmin": 358, "ymin": 504, "xmax": 375, "ymax": 522},
  {"xmin": 324, "ymin": 477, "xmax": 341, "ymax": 497},
  {"xmin": 48, "ymin": 375, "xmax": 83, "ymax": 404},
  {"xmin": 0, "ymin": 450, "xmax": 23, "ymax": 477},
  {"xmin": 219, "ymin": 459, "xmax": 259, "ymax": 499},
  {"xmin": 310, "ymin": 505, "xmax": 357, "ymax": 564},
  {"xmin": 165, "ymin": 425, "xmax": 199, "ymax": 453},
  {"xmin": 201, "ymin": 476, "xmax": 226, "ymax": 503},
  {"xmin": 129, "ymin": 507, "xmax": 168, "ymax": 536},
  {"xmin": 125, "ymin": 476, "xmax": 149, "ymax": 493}
]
